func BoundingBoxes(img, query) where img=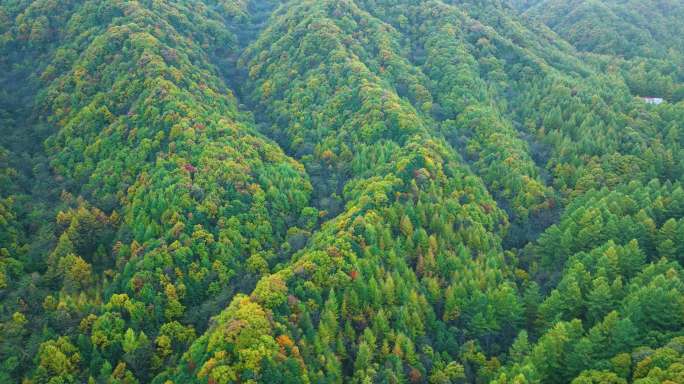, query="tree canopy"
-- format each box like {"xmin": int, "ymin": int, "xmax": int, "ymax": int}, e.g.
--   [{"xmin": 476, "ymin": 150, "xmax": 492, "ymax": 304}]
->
[{"xmin": 0, "ymin": 0, "xmax": 683, "ymax": 383}]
